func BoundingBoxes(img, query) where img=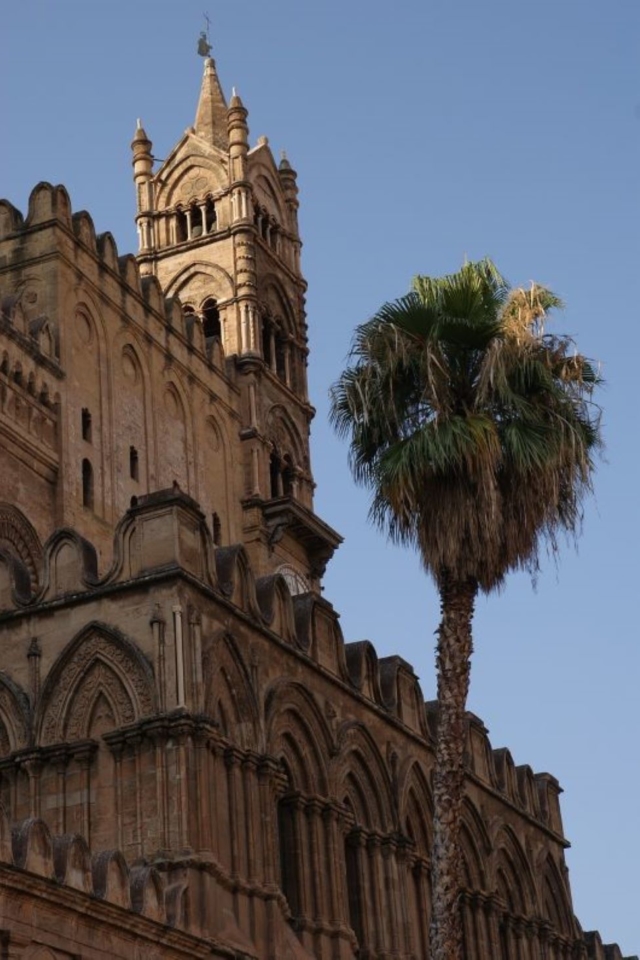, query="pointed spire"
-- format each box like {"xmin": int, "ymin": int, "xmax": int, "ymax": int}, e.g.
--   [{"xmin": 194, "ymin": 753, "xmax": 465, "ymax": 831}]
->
[{"xmin": 194, "ymin": 57, "xmax": 229, "ymax": 150}]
